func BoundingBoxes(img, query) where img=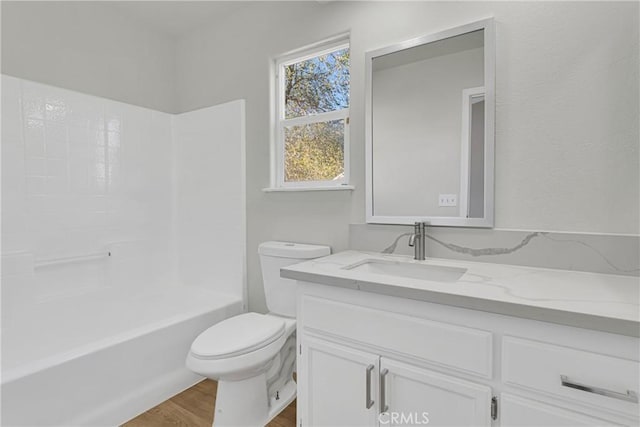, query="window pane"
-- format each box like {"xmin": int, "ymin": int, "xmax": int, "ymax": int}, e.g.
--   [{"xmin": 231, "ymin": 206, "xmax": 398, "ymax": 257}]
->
[
  {"xmin": 284, "ymin": 47, "xmax": 349, "ymax": 119},
  {"xmin": 284, "ymin": 119, "xmax": 344, "ymax": 182}
]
